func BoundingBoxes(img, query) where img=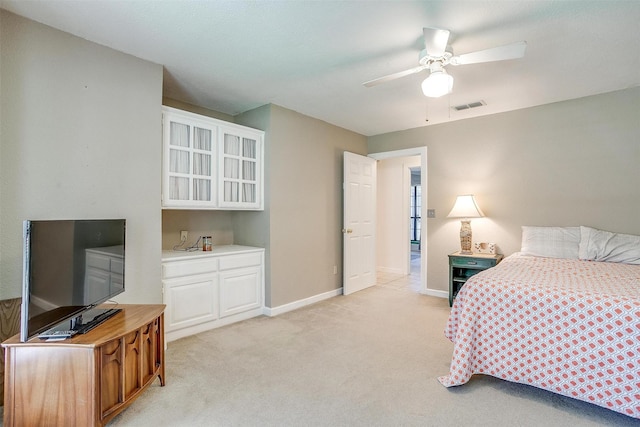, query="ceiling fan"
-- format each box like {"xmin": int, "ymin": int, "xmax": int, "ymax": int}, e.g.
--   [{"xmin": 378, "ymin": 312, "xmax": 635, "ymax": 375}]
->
[{"xmin": 363, "ymin": 27, "xmax": 527, "ymax": 97}]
